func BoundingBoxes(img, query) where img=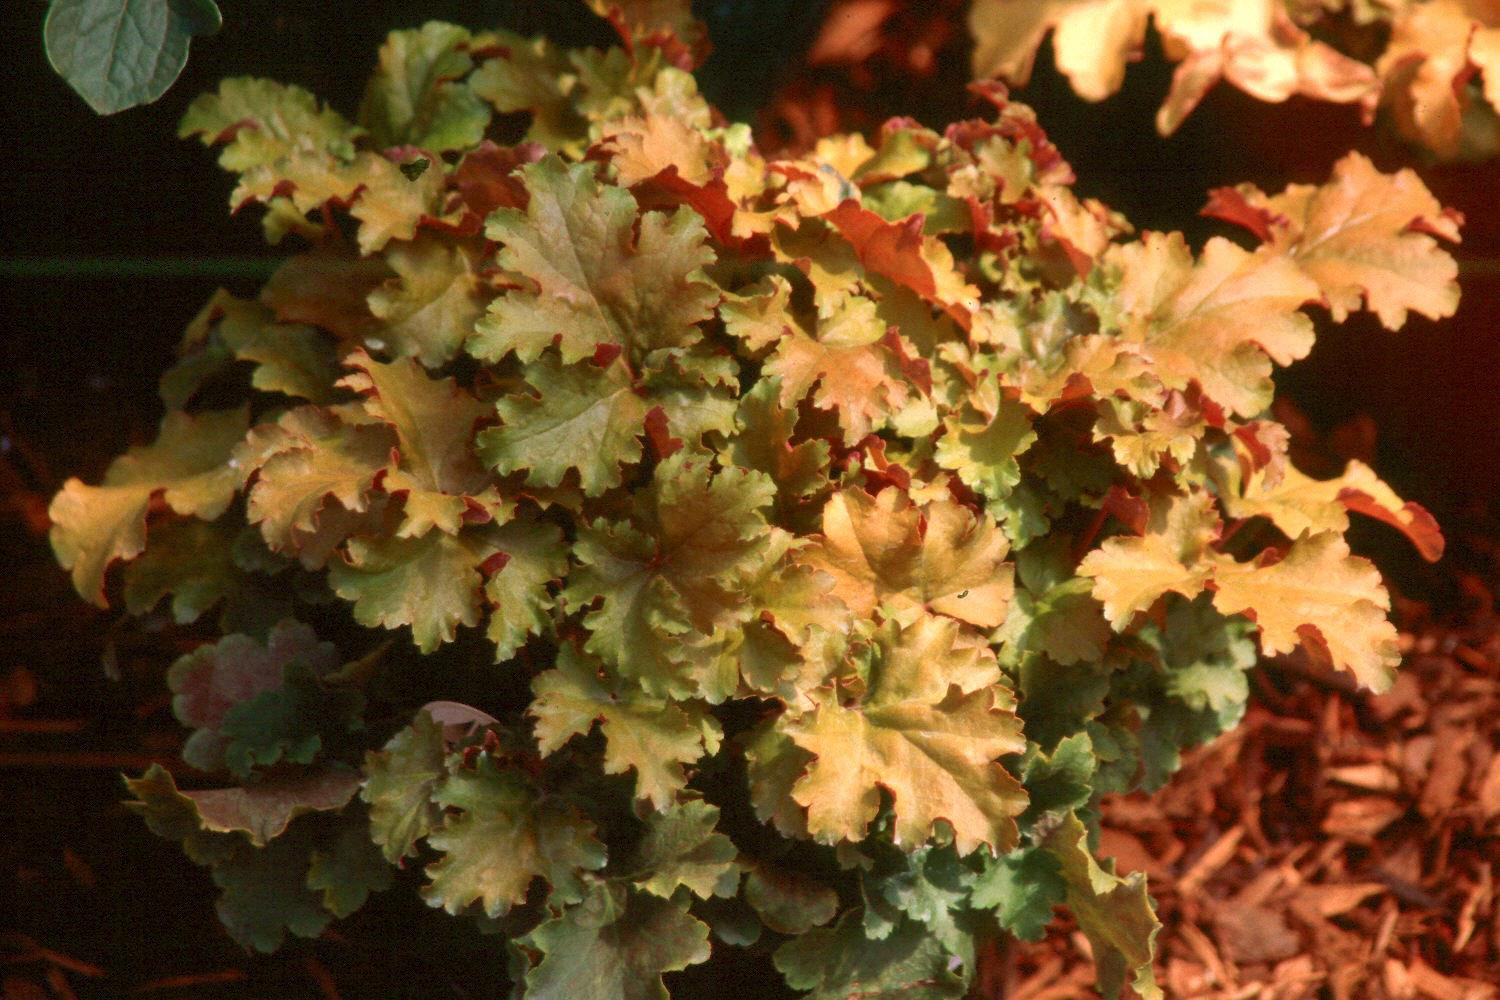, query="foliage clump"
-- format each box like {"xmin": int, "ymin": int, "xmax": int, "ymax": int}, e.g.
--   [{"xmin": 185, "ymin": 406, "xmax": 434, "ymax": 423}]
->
[
  {"xmin": 52, "ymin": 3, "xmax": 1457, "ymax": 996},
  {"xmin": 971, "ymin": 0, "xmax": 1500, "ymax": 159}
]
